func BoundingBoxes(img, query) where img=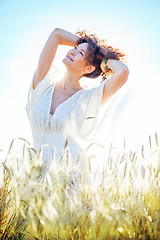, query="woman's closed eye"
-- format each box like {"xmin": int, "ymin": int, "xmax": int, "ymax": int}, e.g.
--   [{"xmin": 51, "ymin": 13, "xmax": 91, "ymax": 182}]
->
[{"xmin": 75, "ymin": 46, "xmax": 84, "ymax": 56}]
